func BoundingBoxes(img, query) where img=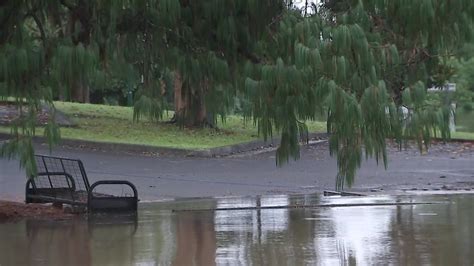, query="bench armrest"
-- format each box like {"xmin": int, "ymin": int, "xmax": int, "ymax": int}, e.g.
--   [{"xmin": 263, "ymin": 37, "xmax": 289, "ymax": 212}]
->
[
  {"xmin": 89, "ymin": 180, "xmax": 138, "ymax": 198},
  {"xmin": 88, "ymin": 180, "xmax": 139, "ymax": 212}
]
